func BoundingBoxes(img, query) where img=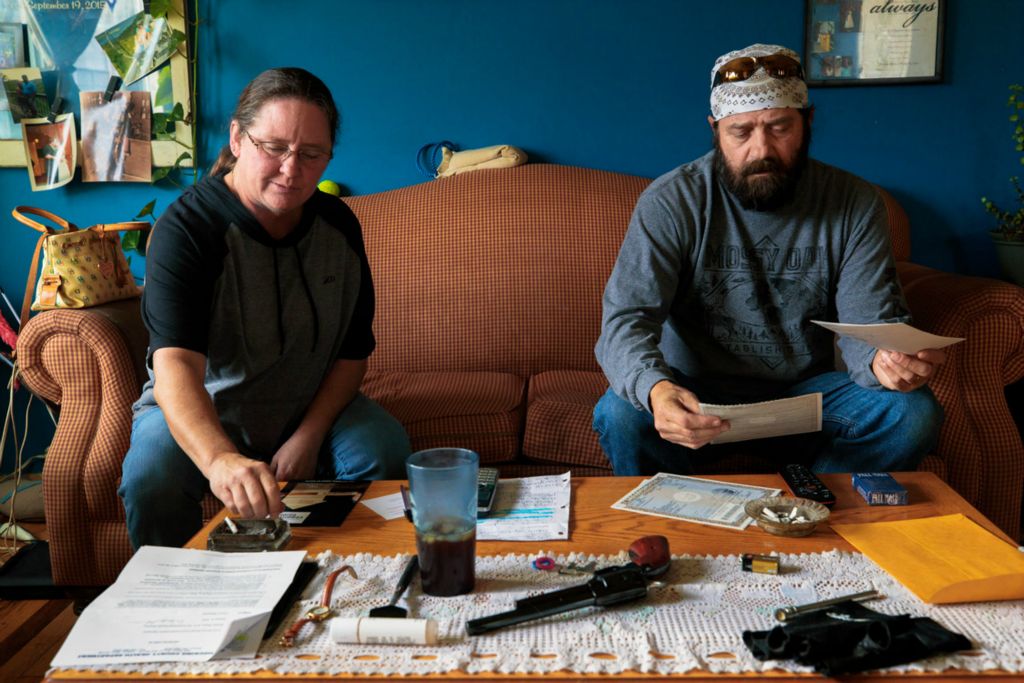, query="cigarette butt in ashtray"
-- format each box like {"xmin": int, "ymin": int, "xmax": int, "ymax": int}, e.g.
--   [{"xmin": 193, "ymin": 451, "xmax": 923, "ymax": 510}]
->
[{"xmin": 329, "ymin": 617, "xmax": 438, "ymax": 645}]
